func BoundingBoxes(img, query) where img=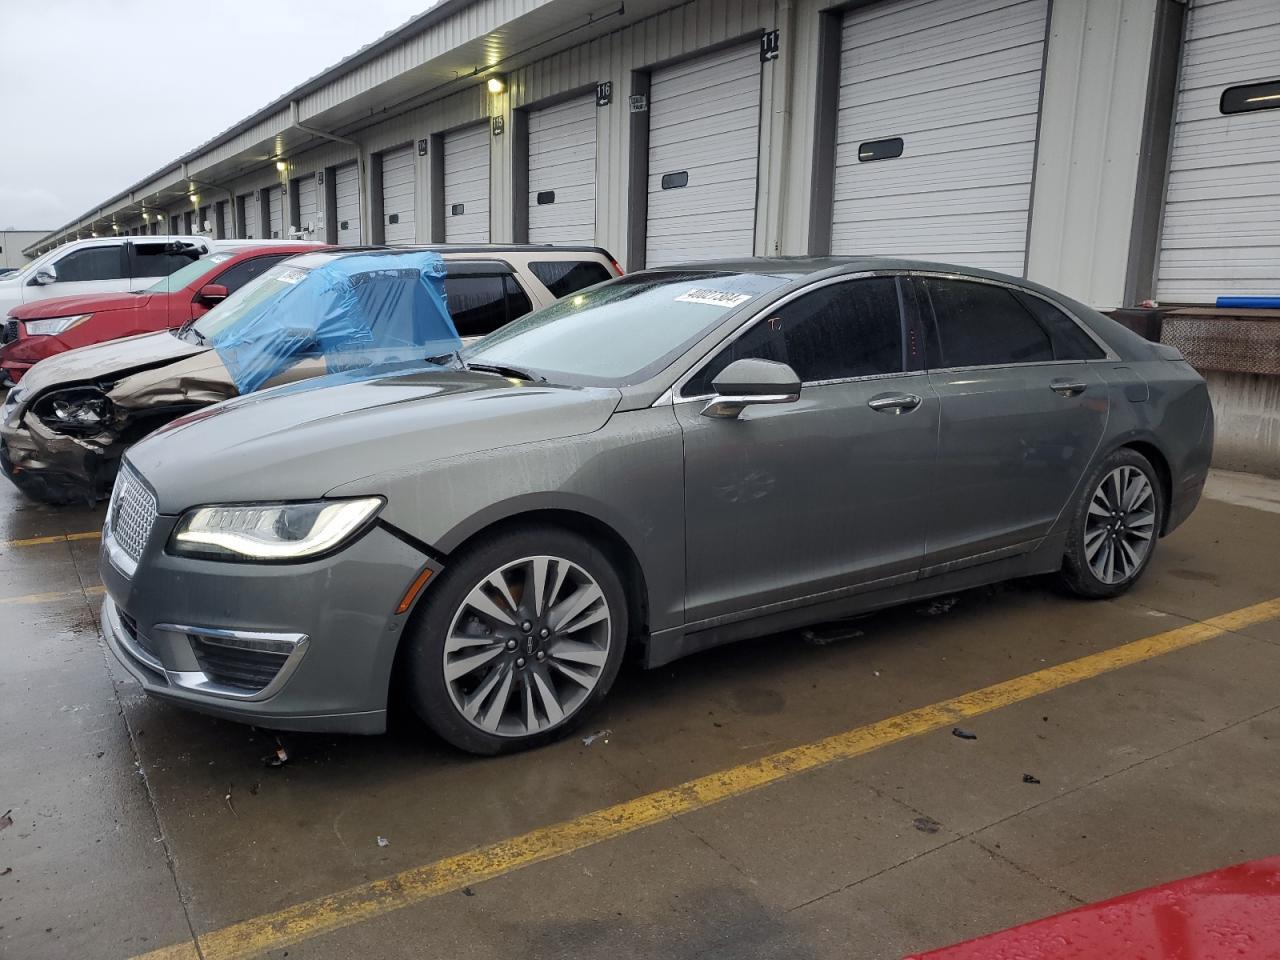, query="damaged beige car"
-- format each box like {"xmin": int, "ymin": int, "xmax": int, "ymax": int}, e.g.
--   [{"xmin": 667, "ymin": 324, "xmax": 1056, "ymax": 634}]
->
[{"xmin": 0, "ymin": 245, "xmax": 621, "ymax": 503}]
